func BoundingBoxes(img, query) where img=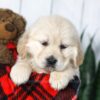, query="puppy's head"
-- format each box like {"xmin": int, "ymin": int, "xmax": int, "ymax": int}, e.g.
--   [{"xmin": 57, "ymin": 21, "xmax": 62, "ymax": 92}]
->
[{"xmin": 18, "ymin": 16, "xmax": 84, "ymax": 72}]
